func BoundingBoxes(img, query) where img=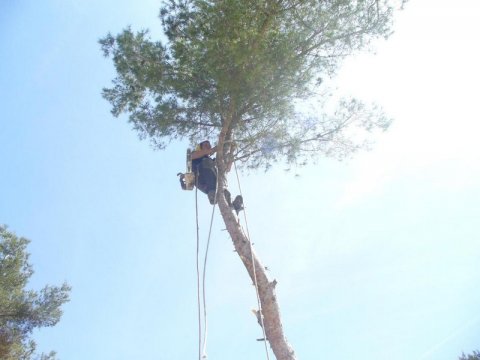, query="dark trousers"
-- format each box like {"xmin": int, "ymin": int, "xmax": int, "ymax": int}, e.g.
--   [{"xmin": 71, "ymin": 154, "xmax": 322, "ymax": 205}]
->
[
  {"xmin": 195, "ymin": 157, "xmax": 217, "ymax": 194},
  {"xmin": 195, "ymin": 158, "xmax": 231, "ymax": 205}
]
